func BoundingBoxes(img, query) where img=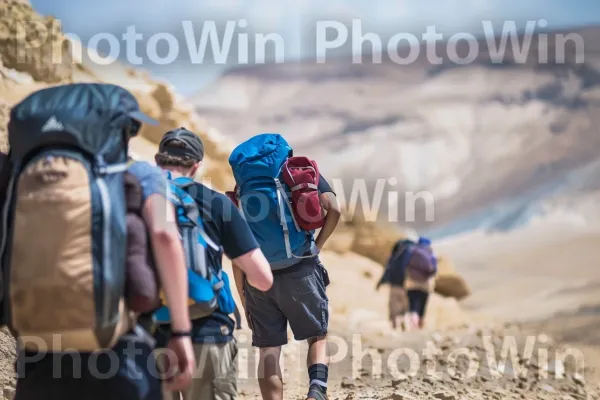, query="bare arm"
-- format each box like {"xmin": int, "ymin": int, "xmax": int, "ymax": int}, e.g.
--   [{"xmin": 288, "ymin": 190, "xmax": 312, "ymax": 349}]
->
[
  {"xmin": 142, "ymin": 193, "xmax": 191, "ymax": 332},
  {"xmin": 231, "ymin": 263, "xmax": 246, "ymax": 303},
  {"xmin": 231, "ymin": 248, "xmax": 273, "ymax": 292},
  {"xmin": 315, "ymin": 192, "xmax": 341, "ymax": 250}
]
